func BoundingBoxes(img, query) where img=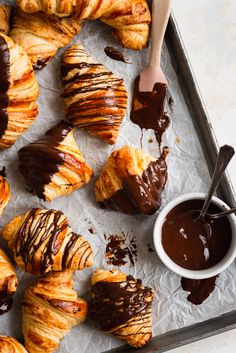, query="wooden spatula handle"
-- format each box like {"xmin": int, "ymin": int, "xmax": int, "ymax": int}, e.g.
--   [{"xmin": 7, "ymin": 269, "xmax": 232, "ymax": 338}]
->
[{"xmin": 149, "ymin": 0, "xmax": 172, "ymax": 68}]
